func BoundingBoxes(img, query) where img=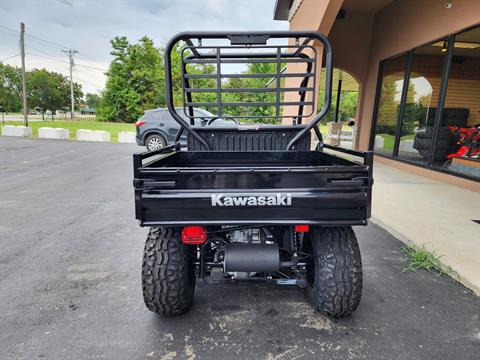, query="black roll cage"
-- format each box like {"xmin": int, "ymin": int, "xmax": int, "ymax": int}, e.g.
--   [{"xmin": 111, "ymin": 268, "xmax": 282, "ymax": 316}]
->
[{"xmin": 164, "ymin": 31, "xmax": 333, "ymax": 151}]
